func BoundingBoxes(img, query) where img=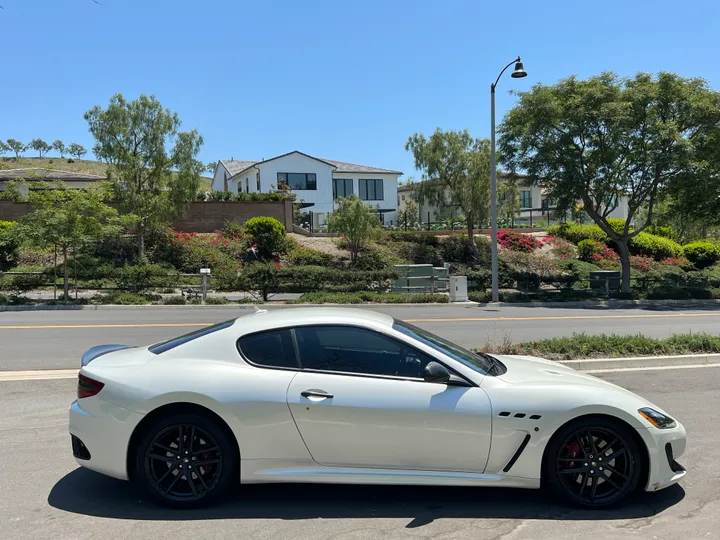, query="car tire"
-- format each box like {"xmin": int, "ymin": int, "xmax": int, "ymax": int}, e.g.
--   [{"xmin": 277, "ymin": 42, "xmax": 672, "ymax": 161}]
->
[
  {"xmin": 133, "ymin": 412, "xmax": 237, "ymax": 508},
  {"xmin": 544, "ymin": 417, "xmax": 644, "ymax": 508}
]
